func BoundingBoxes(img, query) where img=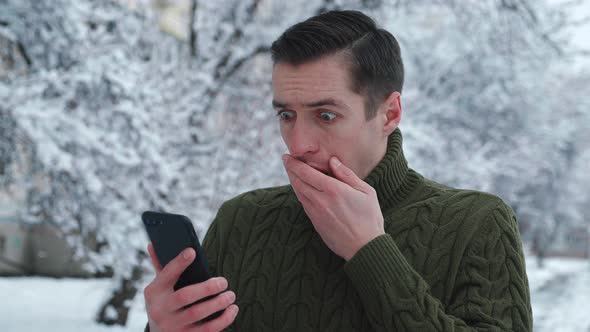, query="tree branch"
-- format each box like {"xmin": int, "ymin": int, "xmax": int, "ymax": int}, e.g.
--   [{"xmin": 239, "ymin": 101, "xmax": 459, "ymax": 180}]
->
[{"xmin": 188, "ymin": 0, "xmax": 197, "ymax": 58}]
